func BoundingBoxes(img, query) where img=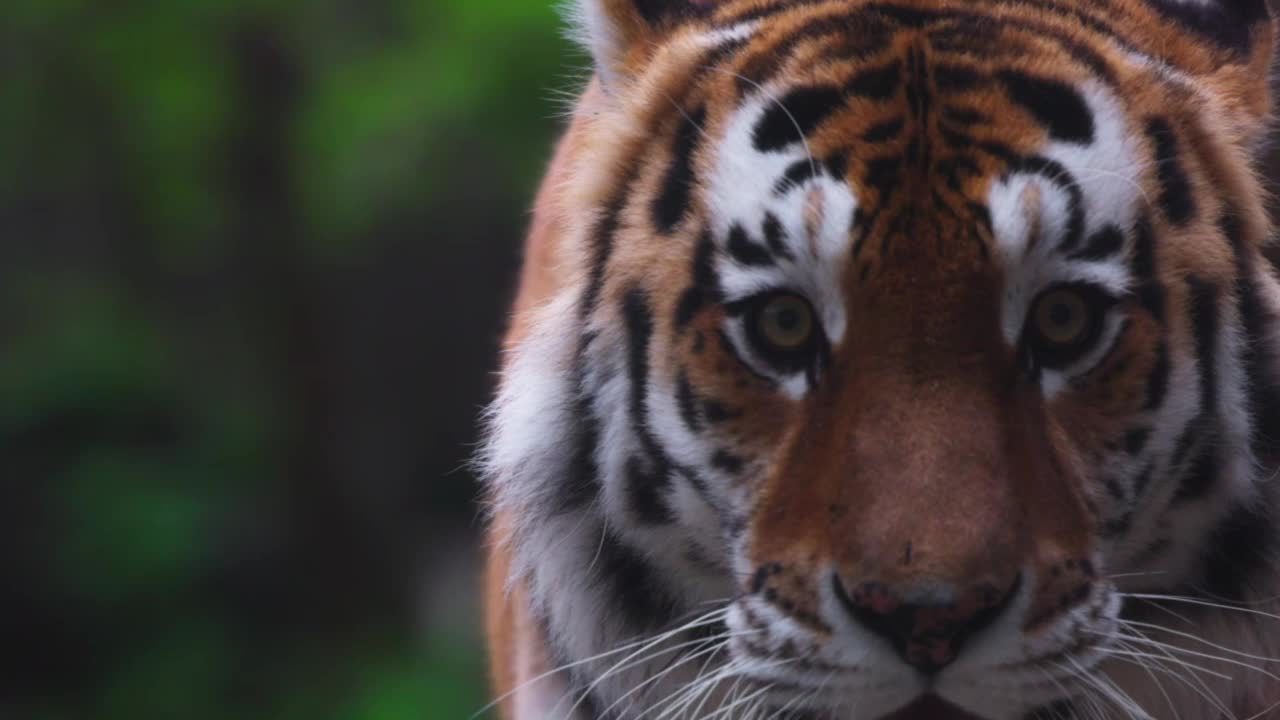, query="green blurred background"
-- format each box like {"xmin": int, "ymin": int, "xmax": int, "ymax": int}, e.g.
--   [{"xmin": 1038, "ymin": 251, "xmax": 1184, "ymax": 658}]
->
[
  {"xmin": 10, "ymin": 2, "xmax": 1280, "ymax": 719},
  {"xmin": 3, "ymin": 1, "xmax": 579, "ymax": 718}
]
